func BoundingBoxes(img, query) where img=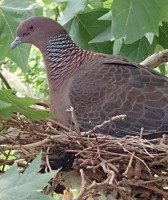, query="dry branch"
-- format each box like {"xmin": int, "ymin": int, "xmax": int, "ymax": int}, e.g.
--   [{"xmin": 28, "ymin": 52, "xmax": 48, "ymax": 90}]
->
[{"xmin": 140, "ymin": 49, "xmax": 168, "ymax": 69}]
